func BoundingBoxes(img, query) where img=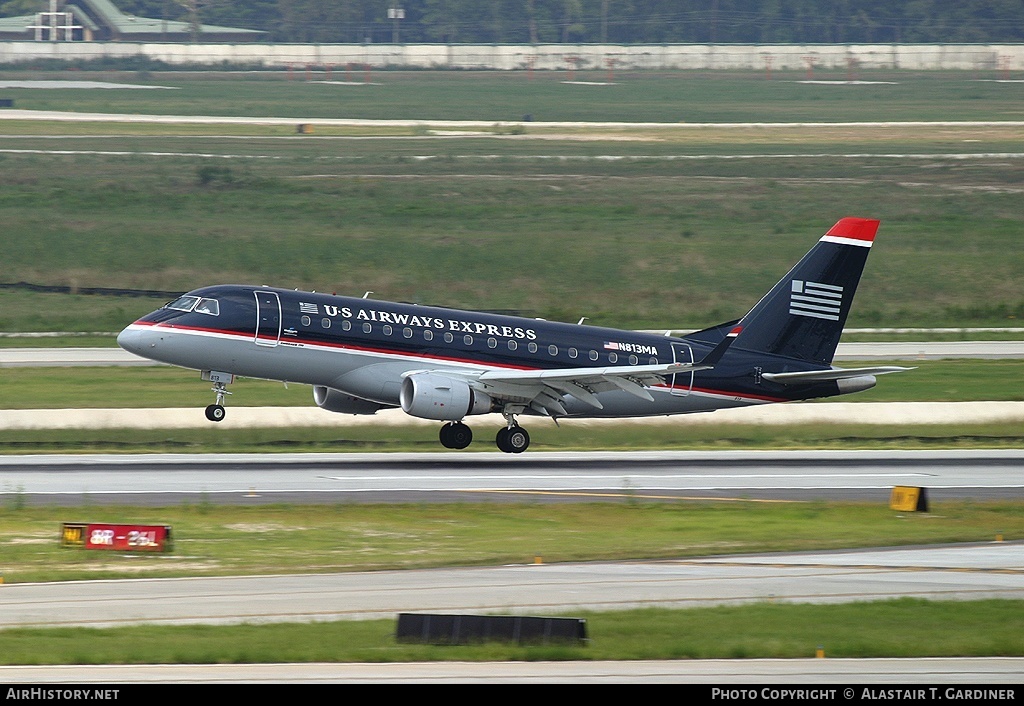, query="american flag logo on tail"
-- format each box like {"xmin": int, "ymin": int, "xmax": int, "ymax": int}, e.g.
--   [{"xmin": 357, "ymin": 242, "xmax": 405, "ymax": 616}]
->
[{"xmin": 790, "ymin": 280, "xmax": 843, "ymax": 321}]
